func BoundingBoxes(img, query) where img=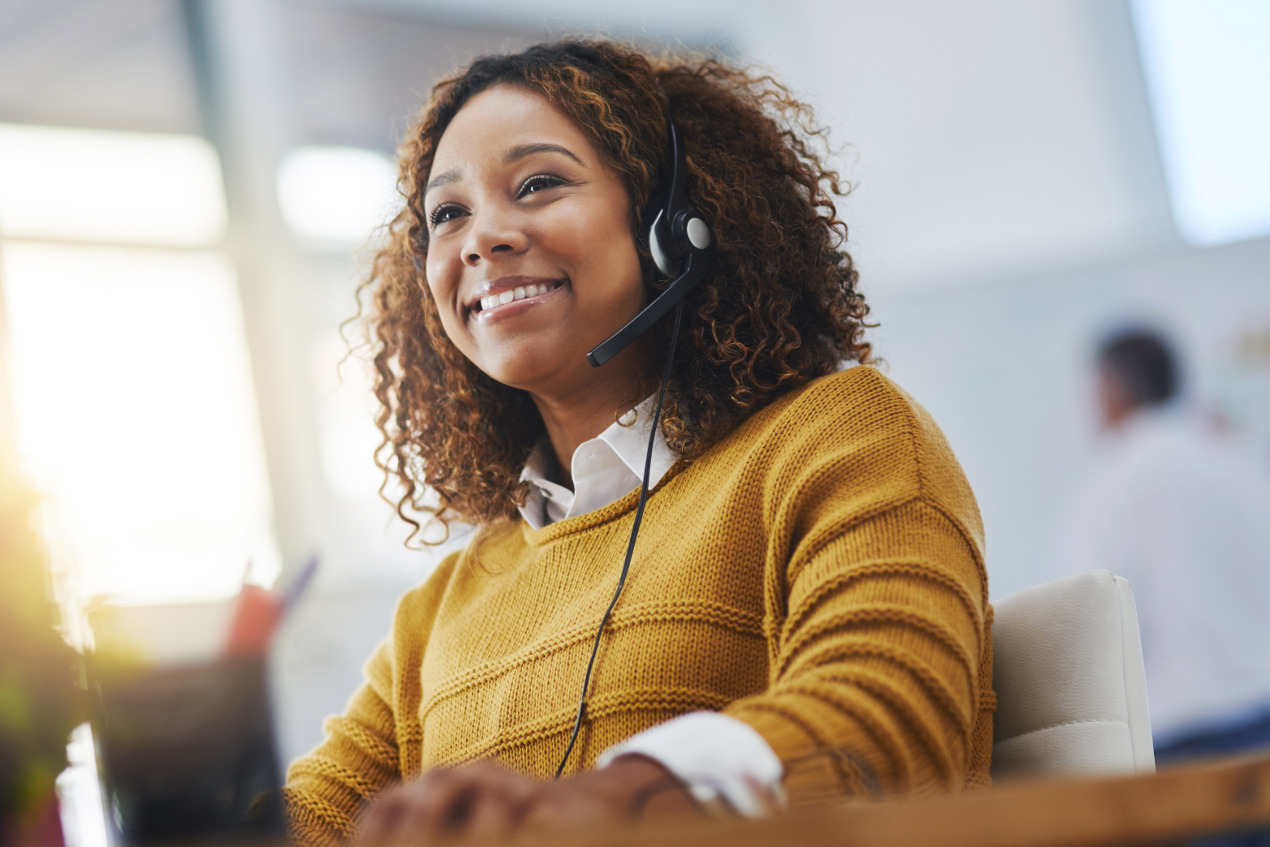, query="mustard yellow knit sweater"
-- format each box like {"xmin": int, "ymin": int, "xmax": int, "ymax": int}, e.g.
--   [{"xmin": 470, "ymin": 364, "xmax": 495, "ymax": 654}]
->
[{"xmin": 285, "ymin": 366, "xmax": 994, "ymax": 845}]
